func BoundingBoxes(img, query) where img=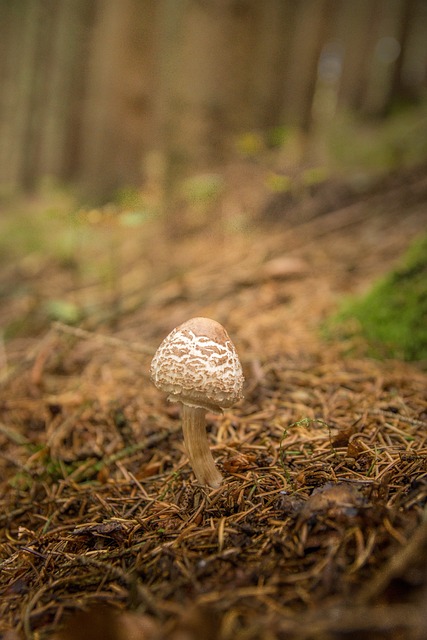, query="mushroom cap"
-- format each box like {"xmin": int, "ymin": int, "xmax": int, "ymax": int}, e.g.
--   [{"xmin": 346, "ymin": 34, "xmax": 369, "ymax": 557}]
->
[{"xmin": 150, "ymin": 317, "xmax": 244, "ymax": 413}]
